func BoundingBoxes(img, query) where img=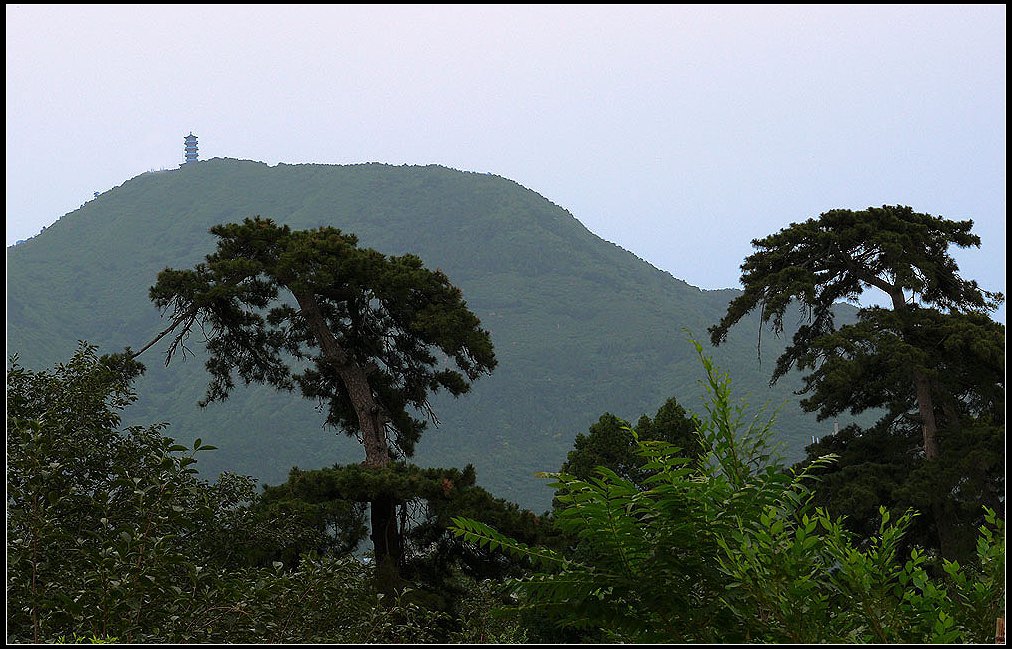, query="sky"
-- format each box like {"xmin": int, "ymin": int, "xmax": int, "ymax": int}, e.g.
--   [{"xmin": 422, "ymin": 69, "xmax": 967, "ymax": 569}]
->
[{"xmin": 6, "ymin": 5, "xmax": 1006, "ymax": 320}]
